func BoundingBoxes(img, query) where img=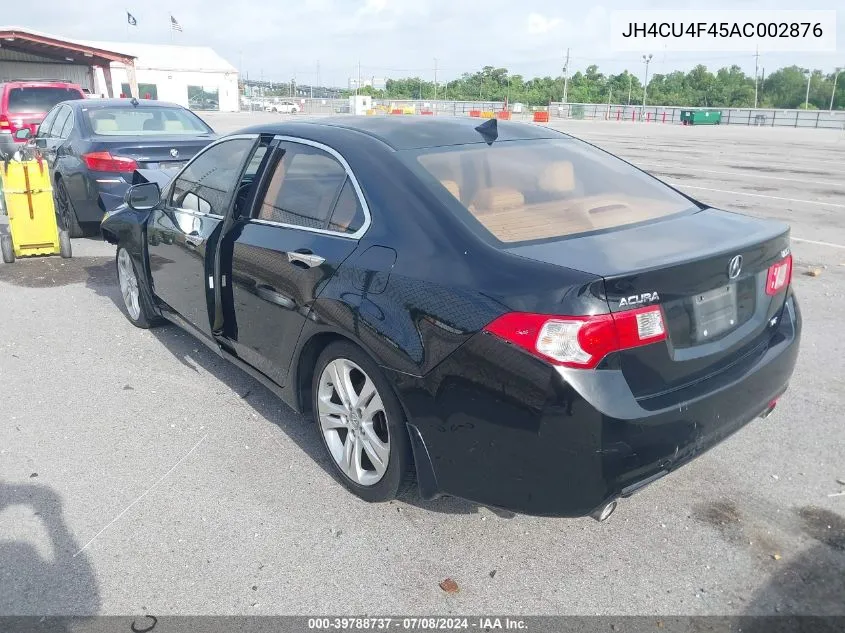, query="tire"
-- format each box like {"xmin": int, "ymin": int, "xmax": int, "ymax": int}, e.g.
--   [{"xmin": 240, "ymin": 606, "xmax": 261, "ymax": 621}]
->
[
  {"xmin": 312, "ymin": 341, "xmax": 413, "ymax": 502},
  {"xmin": 115, "ymin": 246, "xmax": 161, "ymax": 328},
  {"xmin": 1, "ymin": 234, "xmax": 14, "ymax": 264},
  {"xmin": 55, "ymin": 177, "xmax": 84, "ymax": 238},
  {"xmin": 58, "ymin": 229, "xmax": 72, "ymax": 259}
]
